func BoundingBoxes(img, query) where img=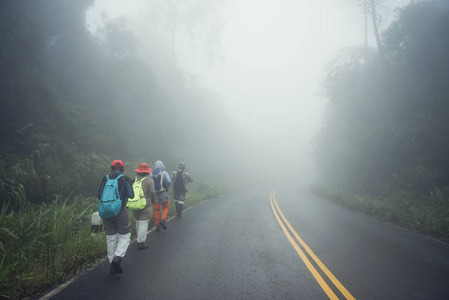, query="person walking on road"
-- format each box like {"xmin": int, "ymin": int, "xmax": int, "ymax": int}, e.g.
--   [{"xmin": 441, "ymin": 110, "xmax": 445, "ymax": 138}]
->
[
  {"xmin": 152, "ymin": 160, "xmax": 171, "ymax": 232},
  {"xmin": 132, "ymin": 163, "xmax": 155, "ymax": 250},
  {"xmin": 98, "ymin": 160, "xmax": 134, "ymax": 274},
  {"xmin": 171, "ymin": 162, "xmax": 194, "ymax": 219}
]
